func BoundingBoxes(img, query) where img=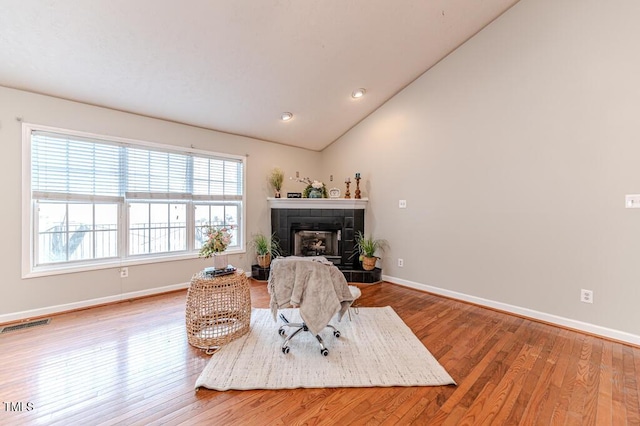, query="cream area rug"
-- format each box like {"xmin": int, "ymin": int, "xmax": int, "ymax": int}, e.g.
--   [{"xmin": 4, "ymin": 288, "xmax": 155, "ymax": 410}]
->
[{"xmin": 195, "ymin": 306, "xmax": 456, "ymax": 391}]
